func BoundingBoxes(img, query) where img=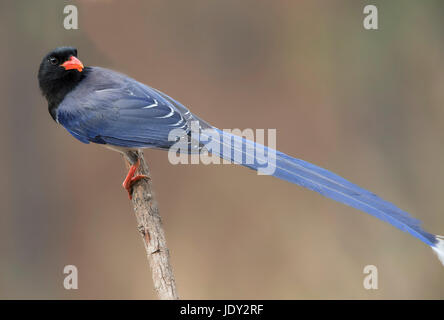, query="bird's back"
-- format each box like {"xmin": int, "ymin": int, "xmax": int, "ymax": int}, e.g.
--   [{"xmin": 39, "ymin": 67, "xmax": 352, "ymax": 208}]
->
[{"xmin": 56, "ymin": 67, "xmax": 211, "ymax": 148}]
